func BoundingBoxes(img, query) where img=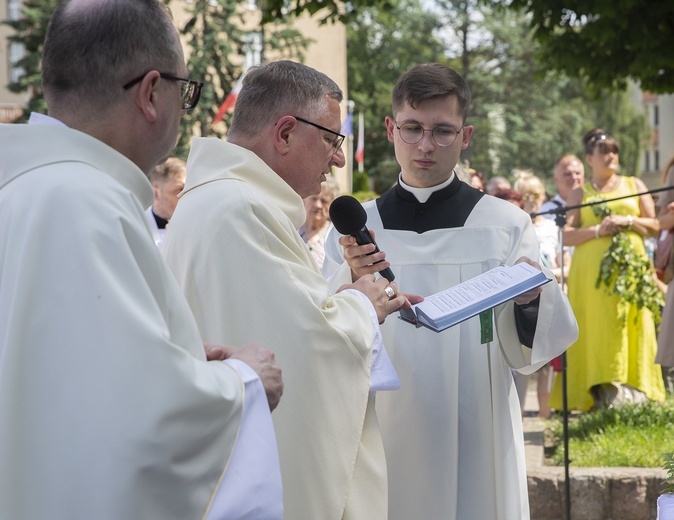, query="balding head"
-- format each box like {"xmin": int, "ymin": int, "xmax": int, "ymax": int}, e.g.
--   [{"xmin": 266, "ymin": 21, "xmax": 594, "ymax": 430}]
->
[
  {"xmin": 42, "ymin": 0, "xmax": 181, "ymax": 117},
  {"xmin": 552, "ymin": 154, "xmax": 585, "ymax": 201}
]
